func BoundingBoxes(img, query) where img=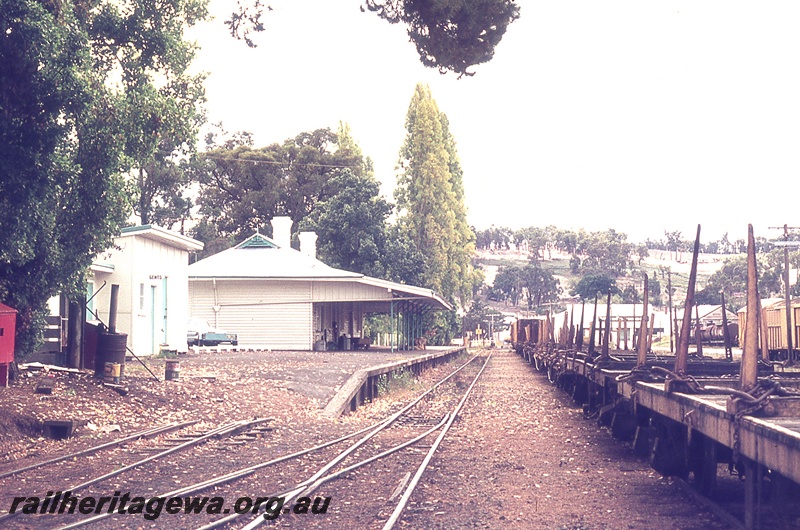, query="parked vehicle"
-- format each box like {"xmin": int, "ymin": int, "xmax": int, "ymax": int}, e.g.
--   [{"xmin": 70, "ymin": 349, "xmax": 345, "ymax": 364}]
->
[{"xmin": 187, "ymin": 318, "xmax": 238, "ymax": 347}]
